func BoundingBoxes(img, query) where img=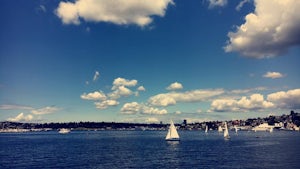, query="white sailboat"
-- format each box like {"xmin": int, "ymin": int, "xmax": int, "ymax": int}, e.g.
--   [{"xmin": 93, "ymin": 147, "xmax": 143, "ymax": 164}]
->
[
  {"xmin": 205, "ymin": 125, "xmax": 208, "ymax": 133},
  {"xmin": 224, "ymin": 122, "xmax": 230, "ymax": 140},
  {"xmin": 218, "ymin": 126, "xmax": 223, "ymax": 132},
  {"xmin": 165, "ymin": 120, "xmax": 180, "ymax": 141},
  {"xmin": 234, "ymin": 126, "xmax": 238, "ymax": 134}
]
